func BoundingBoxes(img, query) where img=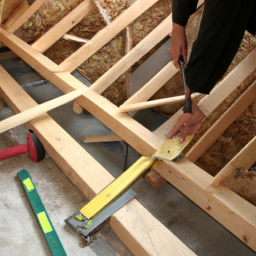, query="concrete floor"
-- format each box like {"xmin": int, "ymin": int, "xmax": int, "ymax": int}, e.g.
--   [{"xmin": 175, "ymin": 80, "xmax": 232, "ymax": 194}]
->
[{"xmin": 0, "ymin": 56, "xmax": 255, "ymax": 256}]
